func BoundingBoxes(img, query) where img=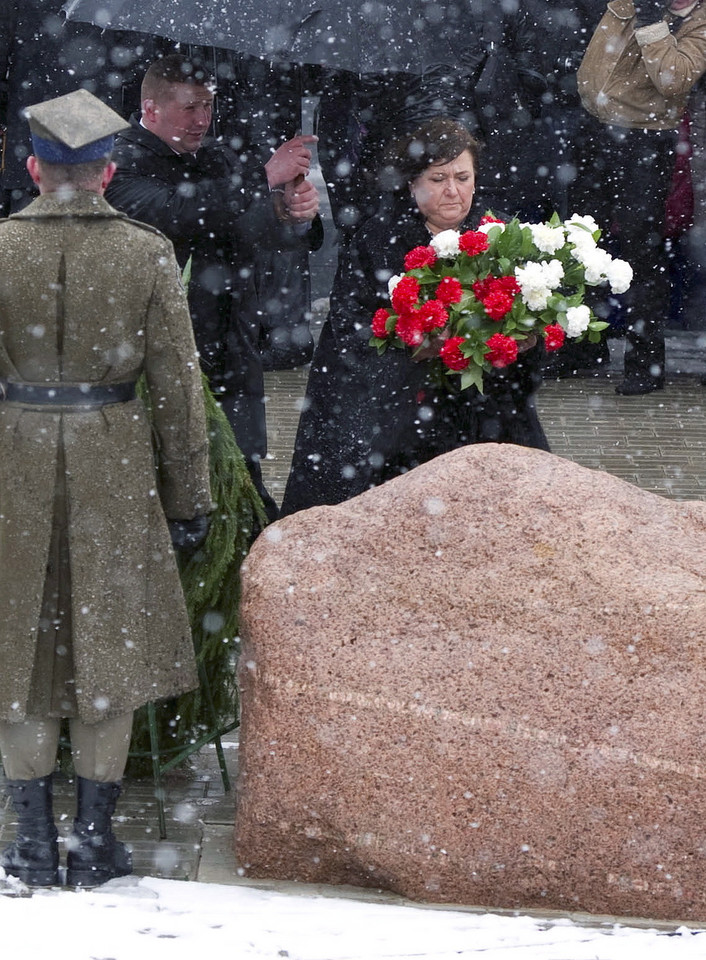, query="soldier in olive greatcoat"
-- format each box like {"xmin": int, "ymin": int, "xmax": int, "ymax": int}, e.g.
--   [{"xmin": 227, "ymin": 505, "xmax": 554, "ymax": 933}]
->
[{"xmin": 0, "ymin": 89, "xmax": 212, "ymax": 888}]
